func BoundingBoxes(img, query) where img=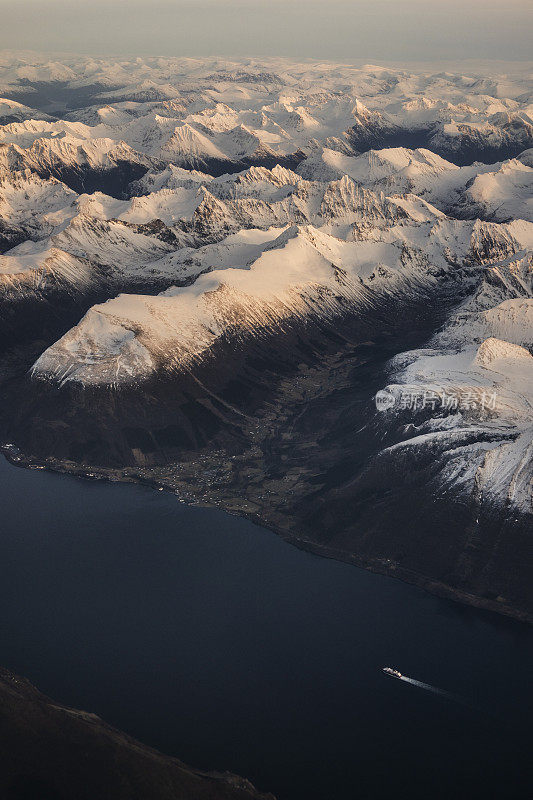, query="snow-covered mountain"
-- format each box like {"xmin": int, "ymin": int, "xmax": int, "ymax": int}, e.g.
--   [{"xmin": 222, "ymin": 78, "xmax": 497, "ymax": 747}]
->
[
  {"xmin": 30, "ymin": 216, "xmax": 528, "ymax": 388},
  {"xmin": 299, "ymin": 146, "xmax": 533, "ymax": 221},
  {"xmin": 0, "ymin": 56, "xmax": 531, "ymax": 179},
  {"xmin": 0, "ymin": 54, "xmax": 532, "ymax": 618},
  {"xmin": 0, "ymin": 97, "xmax": 54, "ymax": 124},
  {"xmin": 375, "ymin": 250, "xmax": 533, "ymax": 515}
]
